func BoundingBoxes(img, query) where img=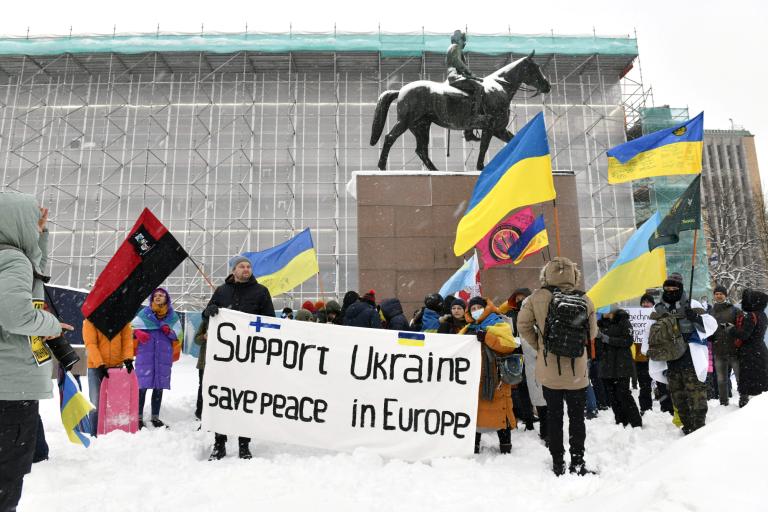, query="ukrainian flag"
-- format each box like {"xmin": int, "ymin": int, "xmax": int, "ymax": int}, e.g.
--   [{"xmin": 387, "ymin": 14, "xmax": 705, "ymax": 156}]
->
[
  {"xmin": 586, "ymin": 212, "xmax": 667, "ymax": 311},
  {"xmin": 453, "ymin": 112, "xmax": 555, "ymax": 256},
  {"xmin": 59, "ymin": 371, "xmax": 94, "ymax": 447},
  {"xmin": 237, "ymin": 228, "xmax": 319, "ymax": 297},
  {"xmin": 398, "ymin": 332, "xmax": 425, "ymax": 347},
  {"xmin": 607, "ymin": 112, "xmax": 704, "ymax": 184},
  {"xmin": 507, "ymin": 215, "xmax": 548, "ymax": 265}
]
